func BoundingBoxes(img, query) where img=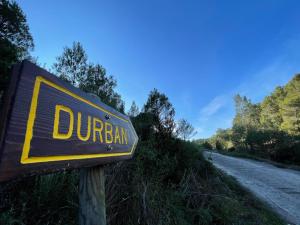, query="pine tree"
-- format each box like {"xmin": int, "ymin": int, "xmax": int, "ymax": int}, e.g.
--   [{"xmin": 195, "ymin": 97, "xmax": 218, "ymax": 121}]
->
[
  {"xmin": 143, "ymin": 89, "xmax": 175, "ymax": 136},
  {"xmin": 0, "ymin": 0, "xmax": 34, "ymax": 102},
  {"xmin": 53, "ymin": 42, "xmax": 124, "ymax": 112},
  {"xmin": 53, "ymin": 42, "xmax": 87, "ymax": 86},
  {"xmin": 281, "ymin": 74, "xmax": 300, "ymax": 135},
  {"xmin": 176, "ymin": 119, "xmax": 196, "ymax": 140},
  {"xmin": 127, "ymin": 101, "xmax": 139, "ymax": 117},
  {"xmin": 260, "ymin": 86, "xmax": 285, "ymax": 129}
]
